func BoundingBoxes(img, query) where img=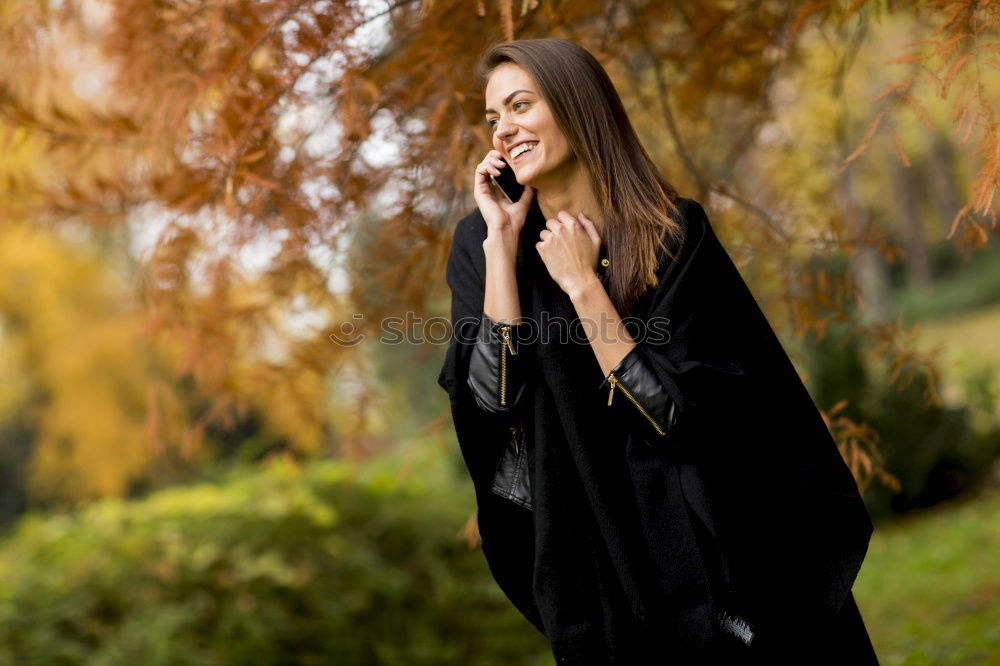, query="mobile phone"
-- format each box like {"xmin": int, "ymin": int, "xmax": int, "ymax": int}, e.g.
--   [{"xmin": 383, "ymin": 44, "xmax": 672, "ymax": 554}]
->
[{"xmin": 490, "ymin": 157, "xmax": 525, "ymax": 204}]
